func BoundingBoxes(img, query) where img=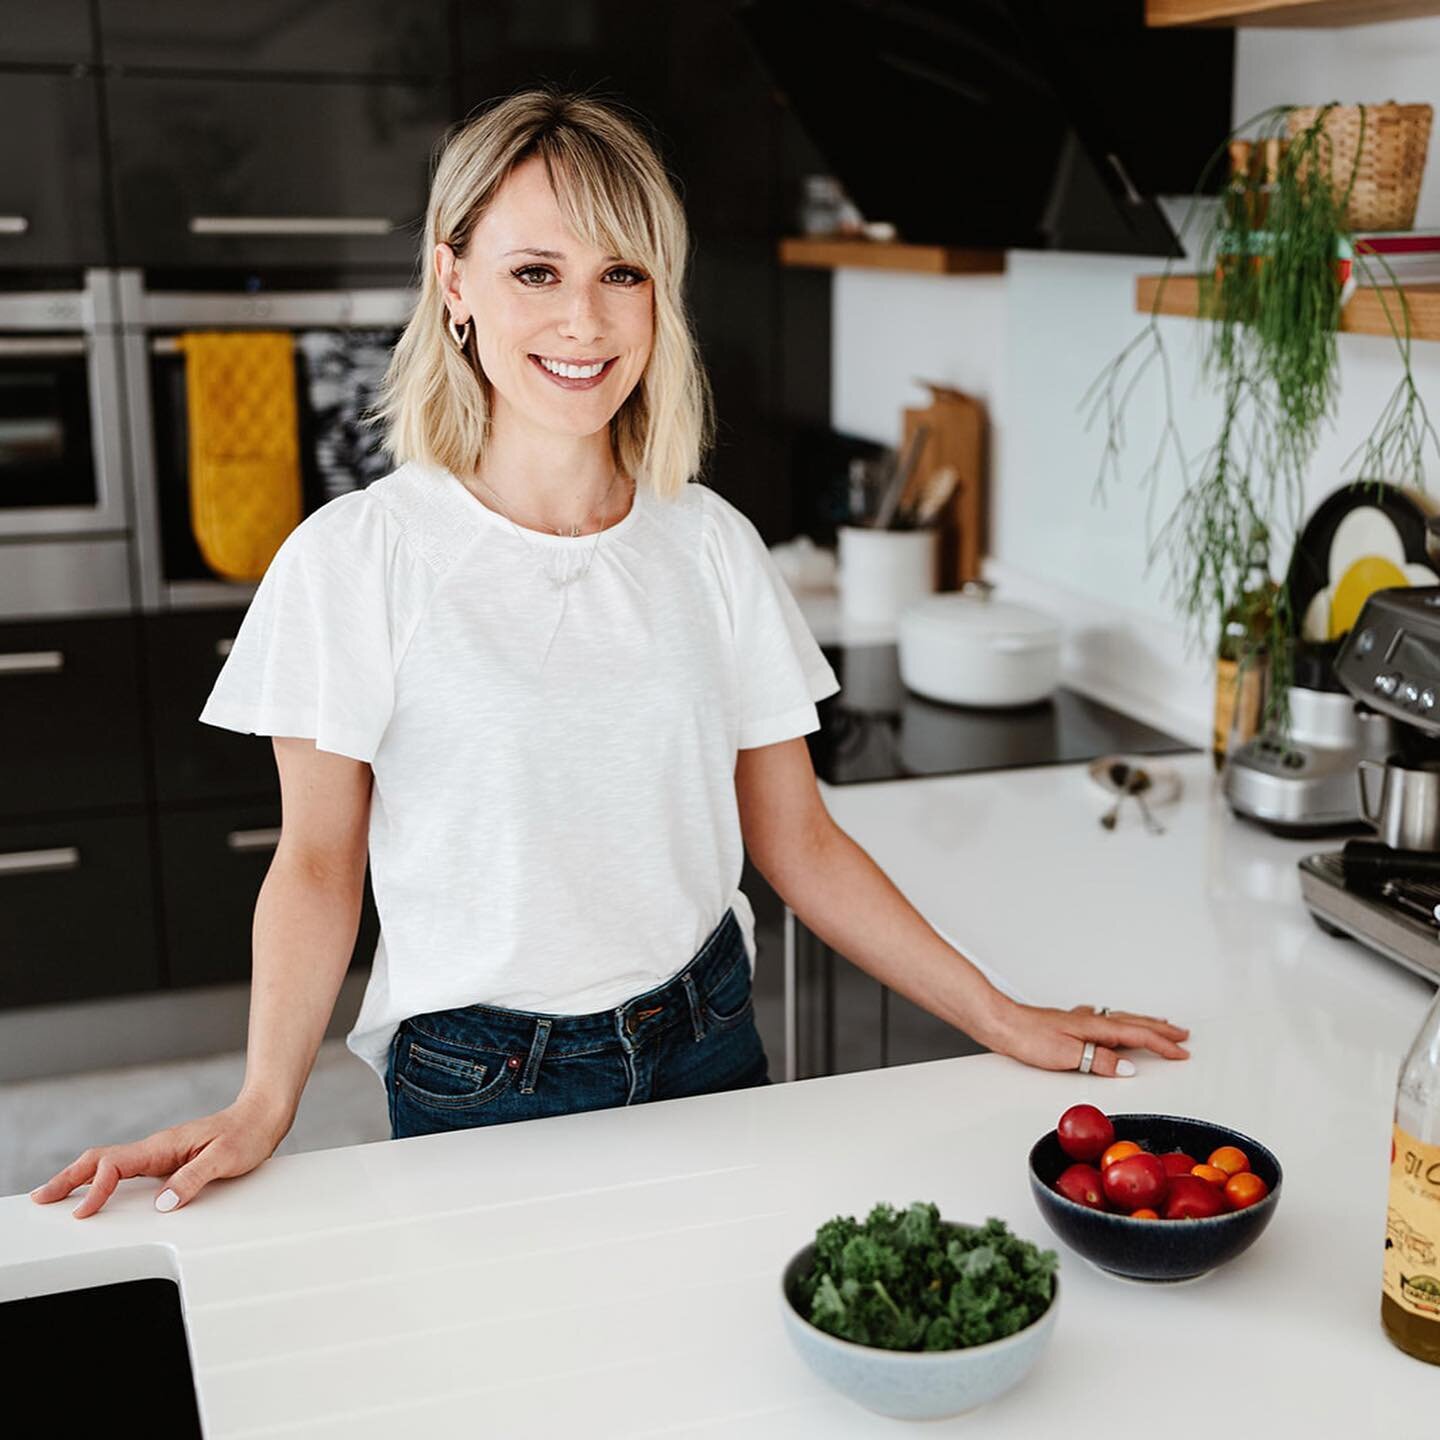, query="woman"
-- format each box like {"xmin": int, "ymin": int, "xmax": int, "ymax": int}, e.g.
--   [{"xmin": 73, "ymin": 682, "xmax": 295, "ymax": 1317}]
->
[{"xmin": 31, "ymin": 86, "xmax": 1187, "ymax": 1220}]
